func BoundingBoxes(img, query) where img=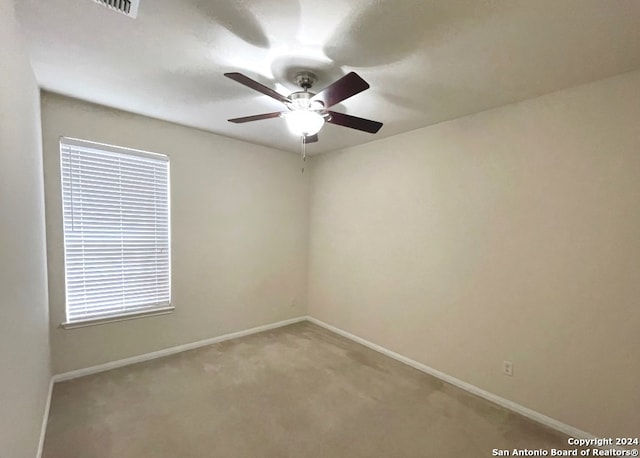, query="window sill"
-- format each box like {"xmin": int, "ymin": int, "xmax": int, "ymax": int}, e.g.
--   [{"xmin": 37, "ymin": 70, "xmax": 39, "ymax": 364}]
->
[{"xmin": 61, "ymin": 306, "xmax": 175, "ymax": 329}]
